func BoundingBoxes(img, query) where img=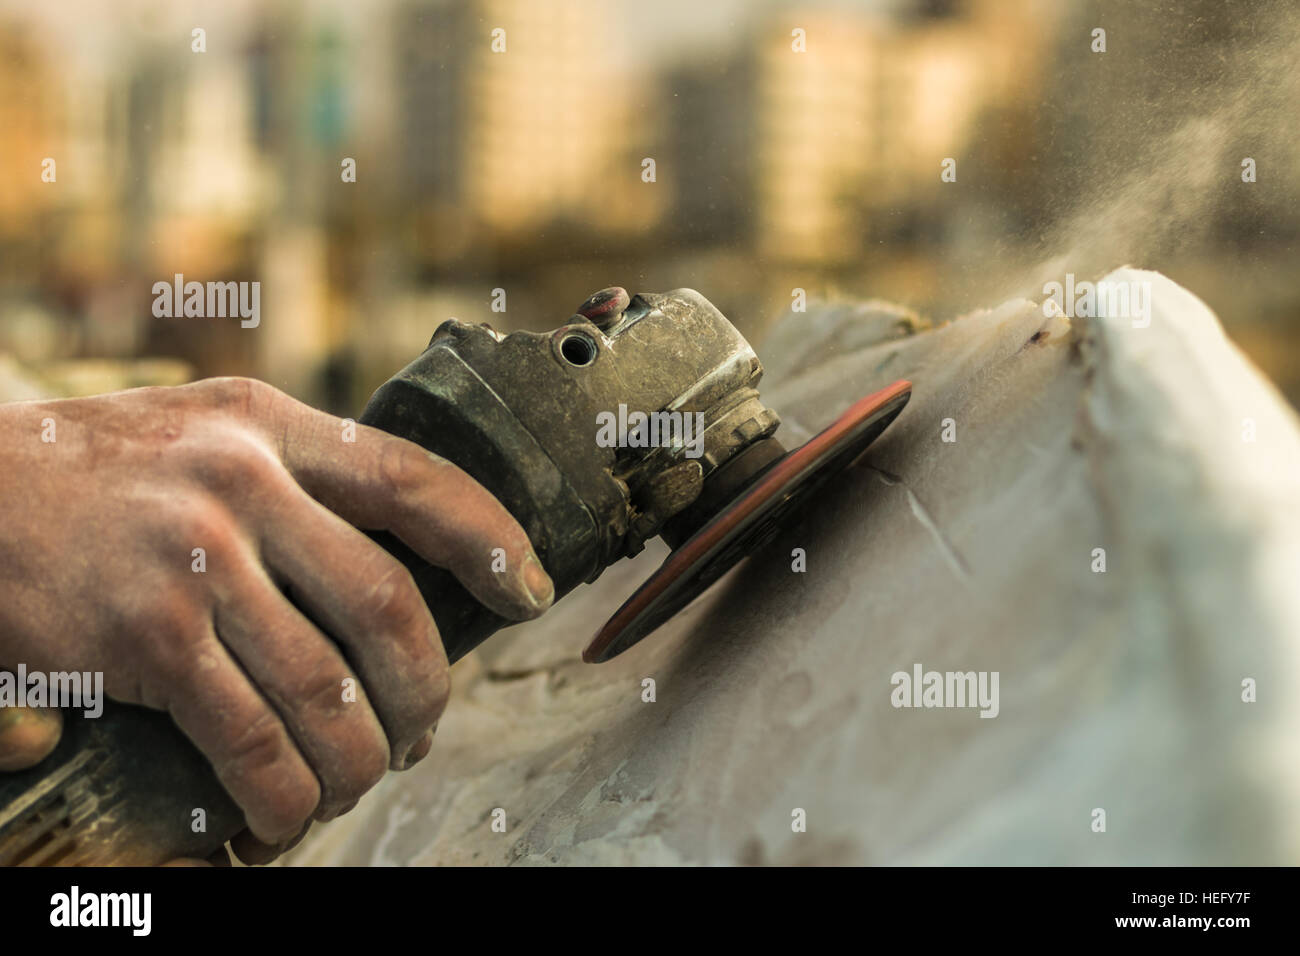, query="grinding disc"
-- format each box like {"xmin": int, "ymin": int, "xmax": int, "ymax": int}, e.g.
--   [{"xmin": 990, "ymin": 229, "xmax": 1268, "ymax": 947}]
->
[{"xmin": 585, "ymin": 379, "xmax": 912, "ymax": 662}]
